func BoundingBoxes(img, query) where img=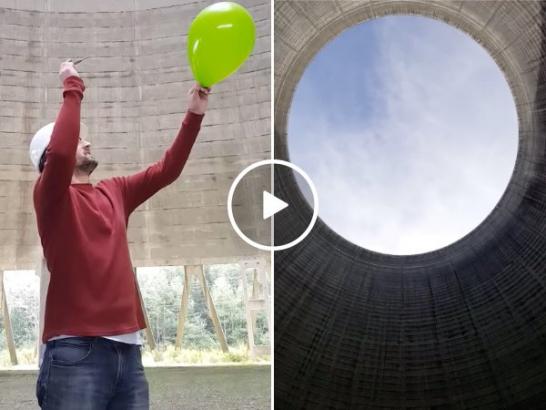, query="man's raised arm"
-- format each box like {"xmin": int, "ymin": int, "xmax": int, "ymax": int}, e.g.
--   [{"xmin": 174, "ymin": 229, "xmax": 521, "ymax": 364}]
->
[
  {"xmin": 116, "ymin": 84, "xmax": 210, "ymax": 215},
  {"xmin": 35, "ymin": 61, "xmax": 85, "ymax": 208}
]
